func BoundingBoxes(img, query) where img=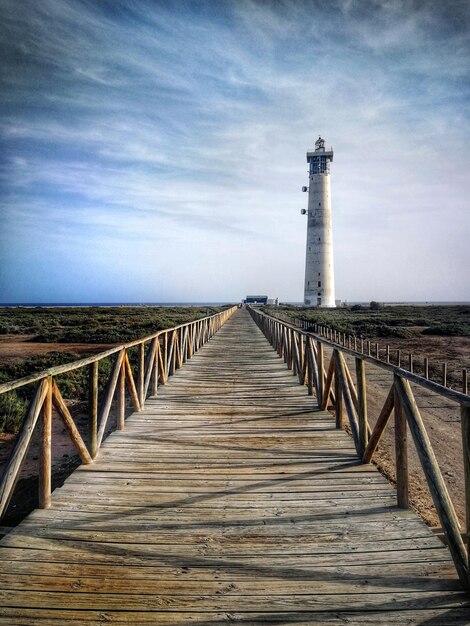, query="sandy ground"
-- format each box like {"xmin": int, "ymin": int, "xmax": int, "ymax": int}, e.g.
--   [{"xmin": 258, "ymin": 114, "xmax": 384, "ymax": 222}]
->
[
  {"xmin": 0, "ymin": 334, "xmax": 116, "ymax": 364},
  {"xmin": 367, "ymin": 334, "xmax": 470, "ymax": 391}
]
